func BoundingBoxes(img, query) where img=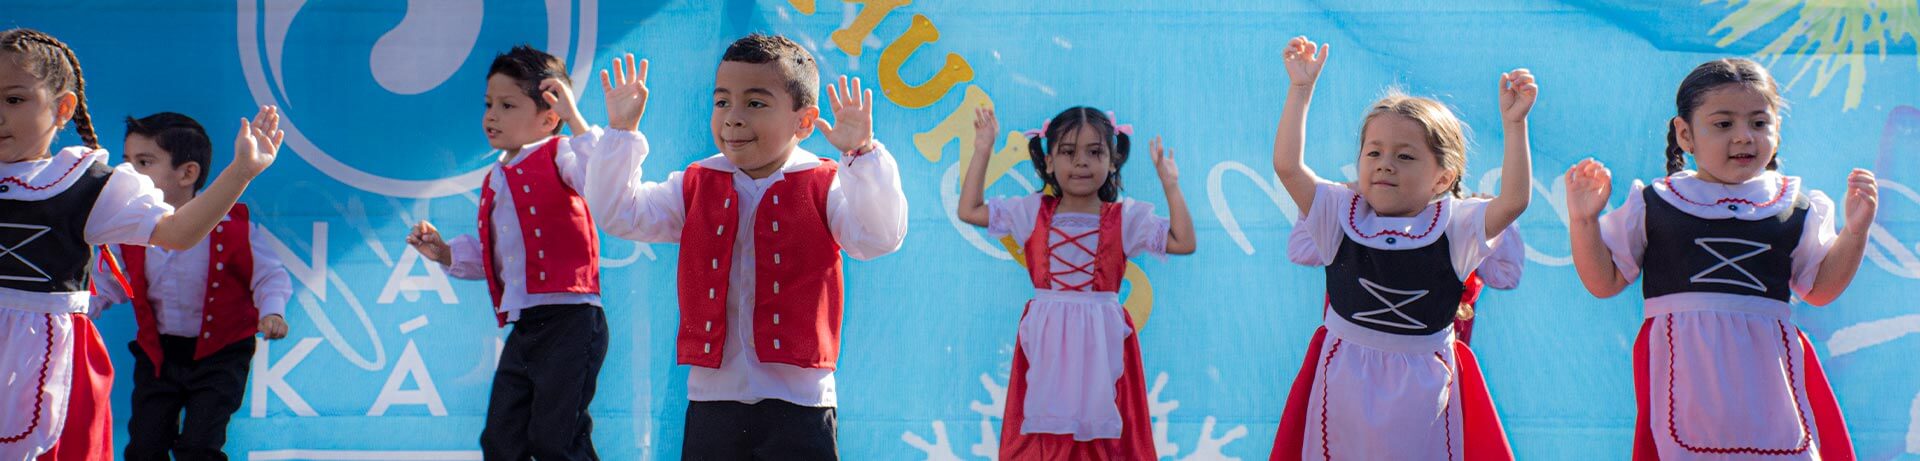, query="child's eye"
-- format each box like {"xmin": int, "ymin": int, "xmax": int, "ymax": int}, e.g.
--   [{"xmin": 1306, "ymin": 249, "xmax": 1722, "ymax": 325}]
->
[
  {"xmin": 747, "ymin": 100, "xmax": 767, "ymax": 109},
  {"xmin": 502, "ymin": 103, "xmax": 514, "ymax": 109},
  {"xmin": 1398, "ymin": 153, "xmax": 1415, "ymax": 161},
  {"xmin": 3, "ymin": 96, "xmax": 22, "ymax": 104},
  {"xmin": 1365, "ymin": 151, "xmax": 1381, "ymax": 157},
  {"xmin": 713, "ymin": 100, "xmax": 728, "ymax": 108},
  {"xmin": 1714, "ymin": 121, "xmax": 1733, "ymax": 129},
  {"xmin": 1753, "ymin": 120, "xmax": 1771, "ymax": 128}
]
